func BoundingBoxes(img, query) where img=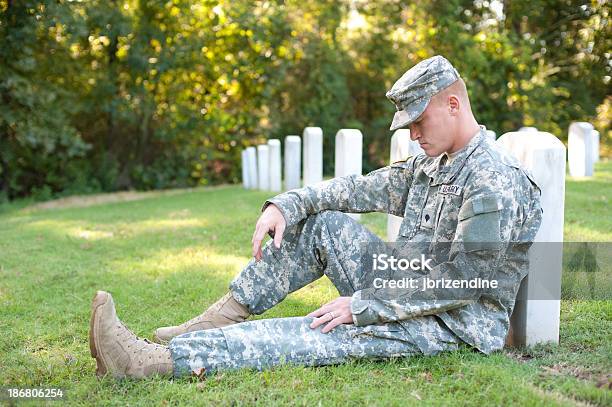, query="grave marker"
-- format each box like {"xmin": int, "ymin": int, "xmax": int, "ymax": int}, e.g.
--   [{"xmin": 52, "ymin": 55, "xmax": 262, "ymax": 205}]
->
[
  {"xmin": 246, "ymin": 147, "xmax": 258, "ymax": 189},
  {"xmin": 241, "ymin": 150, "xmax": 249, "ymax": 189},
  {"xmin": 257, "ymin": 144, "xmax": 270, "ymax": 190},
  {"xmin": 335, "ymin": 129, "xmax": 363, "ymax": 220},
  {"xmin": 497, "ymin": 130, "xmax": 566, "ymax": 346},
  {"xmin": 568, "ymin": 122, "xmax": 595, "ymax": 177},
  {"xmin": 284, "ymin": 136, "xmax": 301, "ymax": 190},
  {"xmin": 303, "ymin": 127, "xmax": 323, "ymax": 186},
  {"xmin": 268, "ymin": 139, "xmax": 281, "ymax": 192}
]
